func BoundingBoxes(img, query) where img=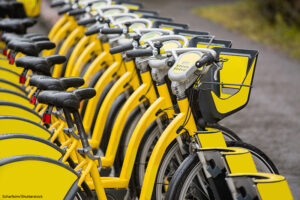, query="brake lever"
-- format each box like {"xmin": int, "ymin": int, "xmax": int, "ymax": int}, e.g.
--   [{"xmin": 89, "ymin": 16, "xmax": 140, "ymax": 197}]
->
[
  {"xmin": 213, "ymin": 63, "xmax": 222, "ymax": 81},
  {"xmin": 213, "ymin": 58, "xmax": 228, "ymax": 80}
]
